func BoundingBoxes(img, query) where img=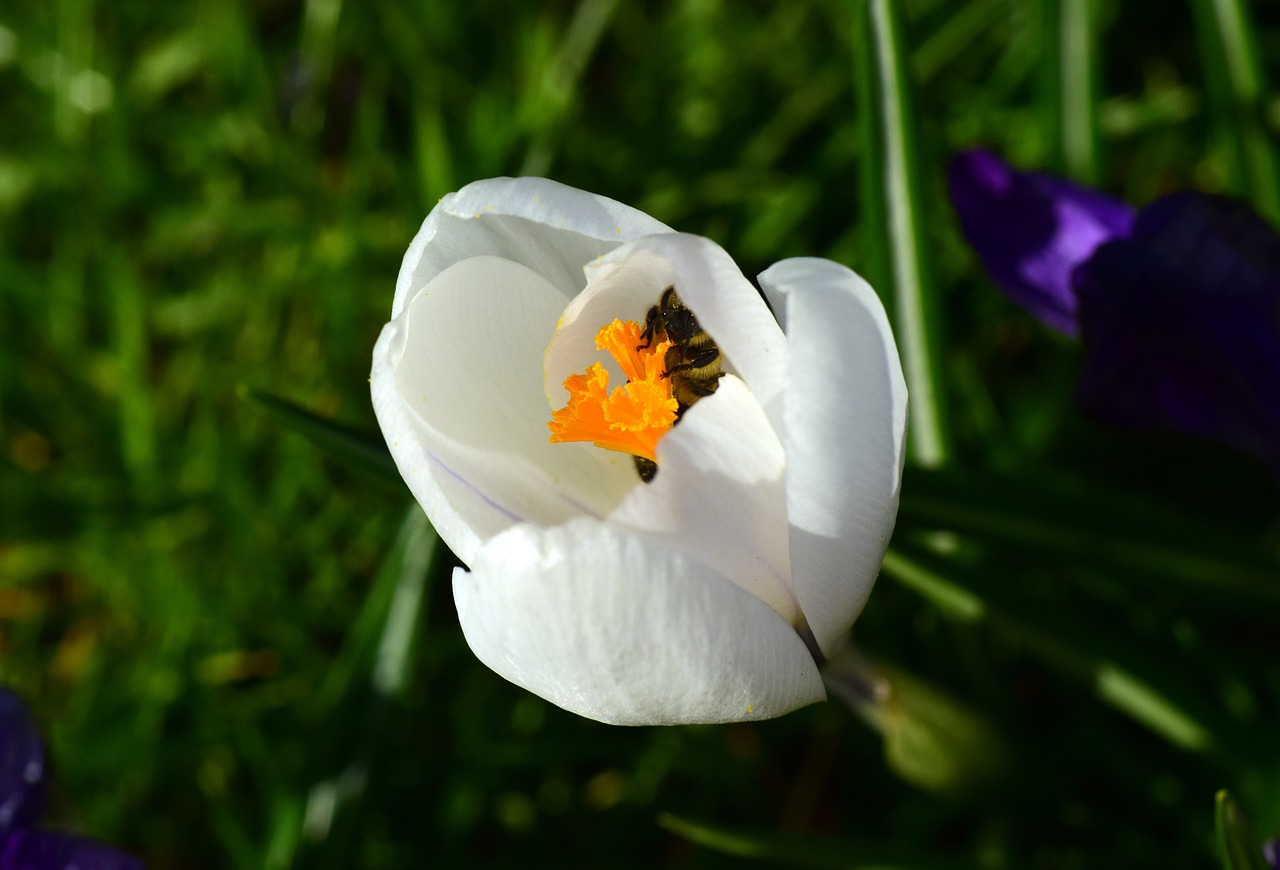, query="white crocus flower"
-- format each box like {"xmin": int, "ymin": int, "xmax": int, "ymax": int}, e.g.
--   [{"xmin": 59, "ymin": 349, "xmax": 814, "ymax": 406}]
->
[{"xmin": 371, "ymin": 177, "xmax": 907, "ymax": 726}]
